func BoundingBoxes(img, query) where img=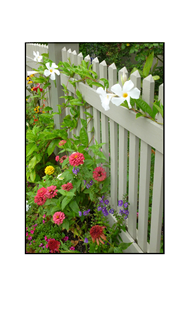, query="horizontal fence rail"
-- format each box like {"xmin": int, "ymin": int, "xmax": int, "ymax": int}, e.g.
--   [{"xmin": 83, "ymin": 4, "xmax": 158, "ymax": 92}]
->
[{"xmin": 26, "ymin": 44, "xmax": 164, "ymax": 253}]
